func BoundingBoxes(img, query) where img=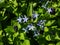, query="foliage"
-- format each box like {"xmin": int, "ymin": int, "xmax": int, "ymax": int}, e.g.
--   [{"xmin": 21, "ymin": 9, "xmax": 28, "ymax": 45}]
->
[{"xmin": 0, "ymin": 0, "xmax": 60, "ymax": 45}]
